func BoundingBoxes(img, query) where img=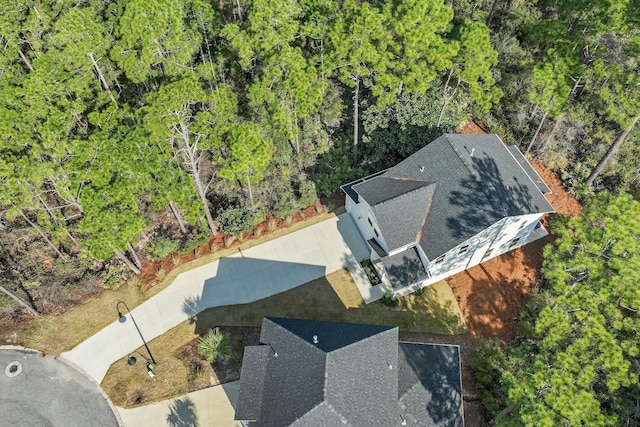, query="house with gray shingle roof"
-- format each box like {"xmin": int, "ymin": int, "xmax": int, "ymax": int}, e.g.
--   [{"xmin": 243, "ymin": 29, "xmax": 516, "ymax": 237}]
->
[
  {"xmin": 342, "ymin": 134, "xmax": 554, "ymax": 298},
  {"xmin": 235, "ymin": 317, "xmax": 463, "ymax": 427}
]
